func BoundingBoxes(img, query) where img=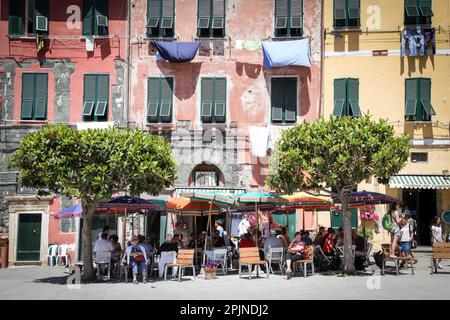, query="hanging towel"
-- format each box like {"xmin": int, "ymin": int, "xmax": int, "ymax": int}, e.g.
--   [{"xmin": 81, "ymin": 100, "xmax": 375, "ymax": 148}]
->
[
  {"xmin": 244, "ymin": 40, "xmax": 261, "ymax": 51},
  {"xmin": 268, "ymin": 126, "xmax": 287, "ymax": 150},
  {"xmin": 86, "ymin": 36, "xmax": 94, "ymax": 52},
  {"xmin": 262, "ymin": 39, "xmax": 311, "ymax": 69},
  {"xmin": 153, "ymin": 41, "xmax": 200, "ymax": 63},
  {"xmin": 249, "ymin": 126, "xmax": 269, "ymax": 157}
]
